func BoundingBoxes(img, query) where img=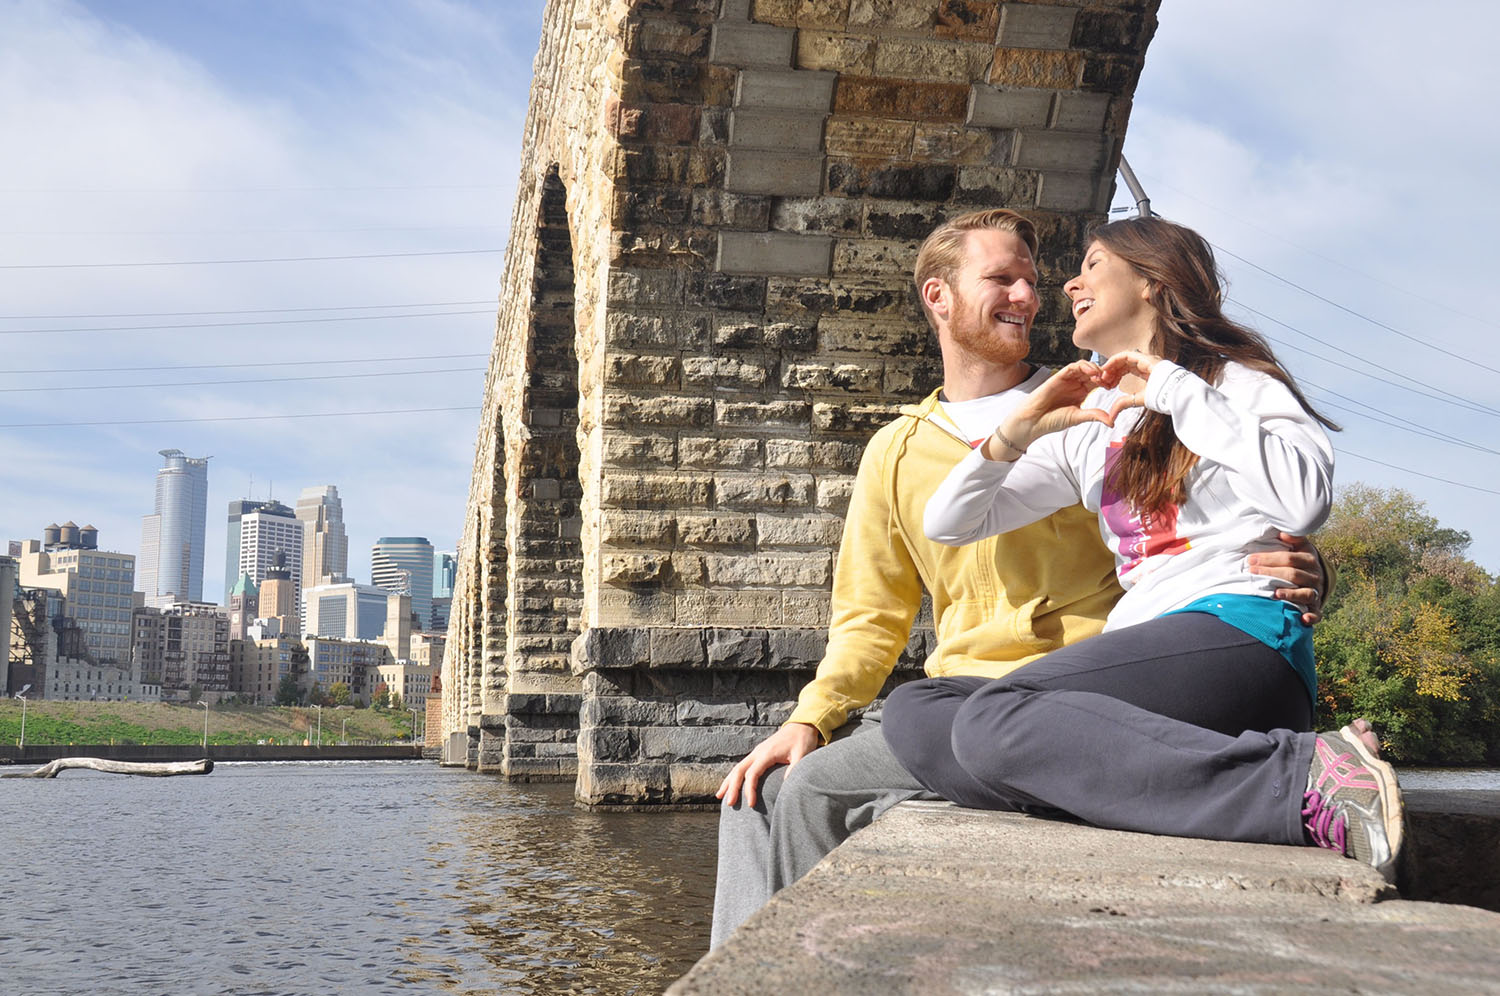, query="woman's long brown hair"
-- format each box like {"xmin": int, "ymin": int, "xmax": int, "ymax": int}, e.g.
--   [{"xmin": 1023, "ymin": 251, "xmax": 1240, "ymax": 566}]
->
[{"xmin": 1092, "ymin": 217, "xmax": 1339, "ymax": 515}]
